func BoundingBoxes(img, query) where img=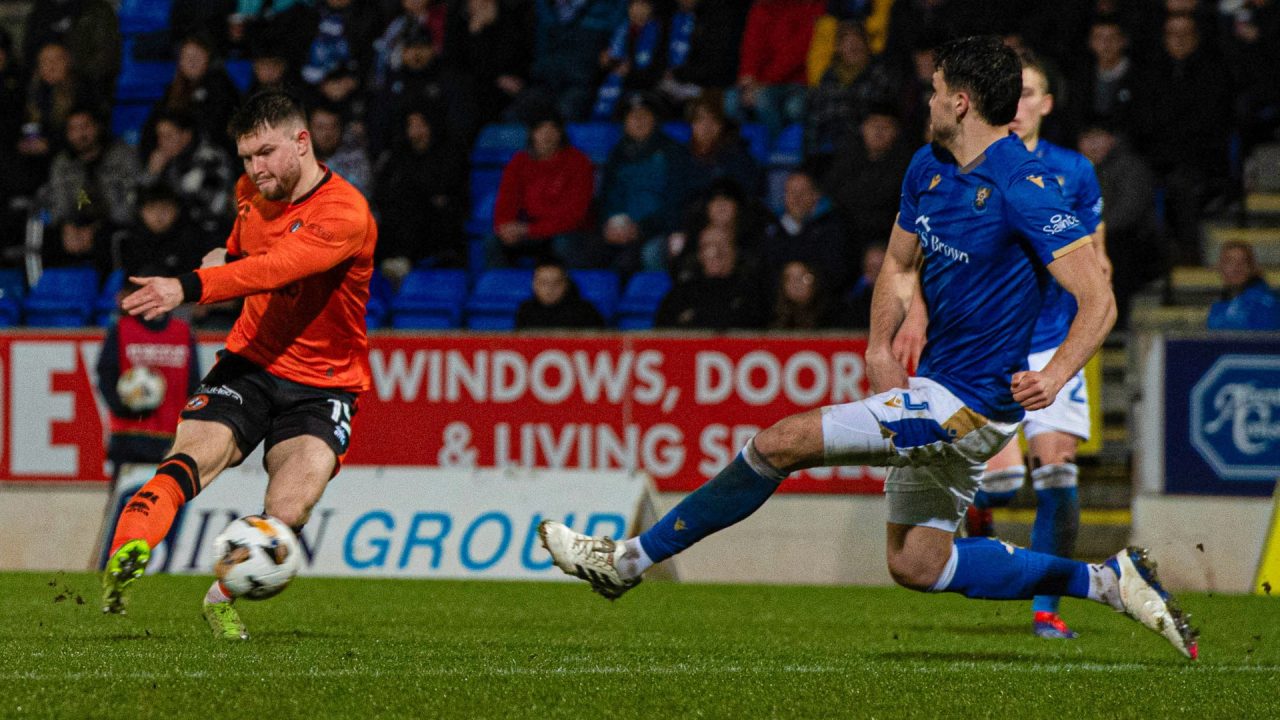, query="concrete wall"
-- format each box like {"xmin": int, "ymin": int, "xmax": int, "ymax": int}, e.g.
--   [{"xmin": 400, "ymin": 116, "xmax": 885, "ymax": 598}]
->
[
  {"xmin": 0, "ymin": 483, "xmax": 109, "ymax": 571},
  {"xmin": 1131, "ymin": 494, "xmax": 1274, "ymax": 592}
]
